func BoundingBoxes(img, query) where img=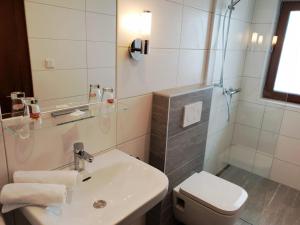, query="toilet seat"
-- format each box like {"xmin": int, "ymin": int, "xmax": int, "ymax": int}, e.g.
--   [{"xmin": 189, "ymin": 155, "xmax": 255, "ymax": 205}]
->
[{"xmin": 179, "ymin": 171, "xmax": 248, "ymax": 216}]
